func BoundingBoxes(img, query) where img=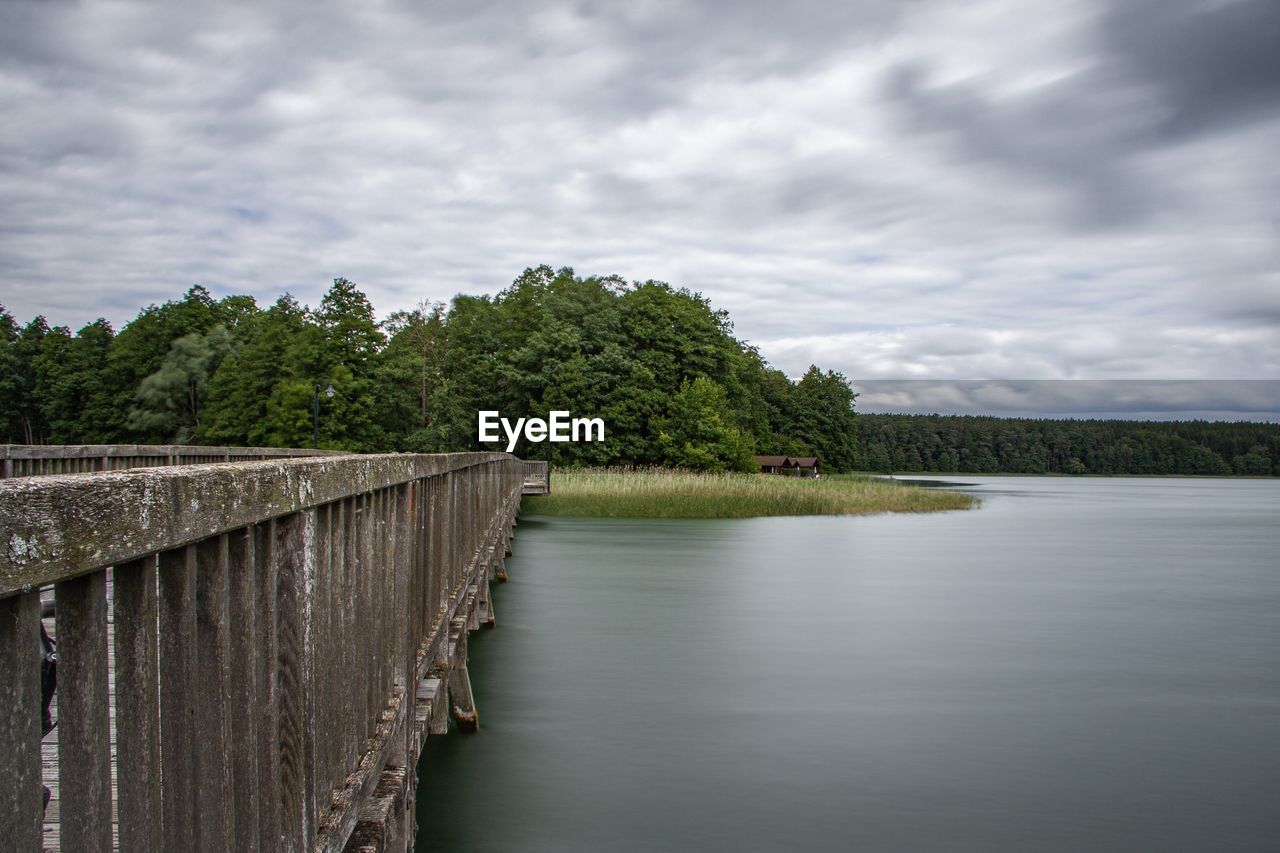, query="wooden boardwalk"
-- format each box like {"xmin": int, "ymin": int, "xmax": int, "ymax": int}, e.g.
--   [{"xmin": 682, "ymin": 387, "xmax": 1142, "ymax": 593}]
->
[
  {"xmin": 36, "ymin": 565, "xmax": 489, "ymax": 852},
  {"xmin": 521, "ymin": 460, "xmax": 550, "ymax": 495},
  {"xmin": 3, "ymin": 450, "xmax": 531, "ymax": 853}
]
